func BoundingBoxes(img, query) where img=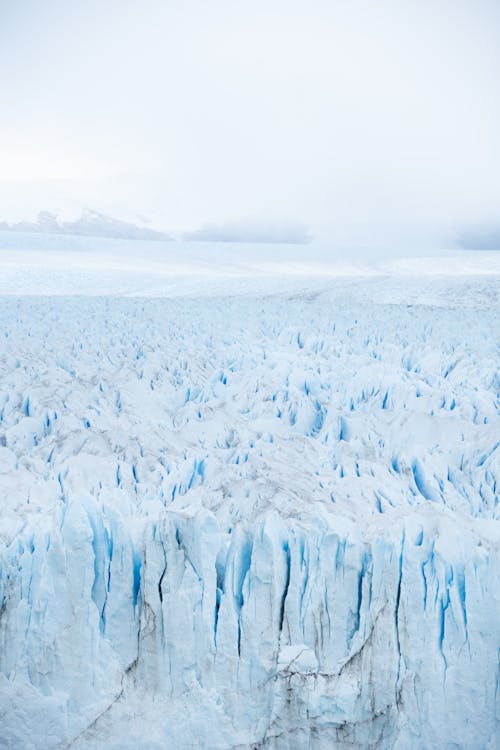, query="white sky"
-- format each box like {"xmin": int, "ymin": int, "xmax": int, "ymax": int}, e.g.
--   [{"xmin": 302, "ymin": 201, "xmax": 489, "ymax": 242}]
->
[{"xmin": 0, "ymin": 0, "xmax": 499, "ymax": 246}]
